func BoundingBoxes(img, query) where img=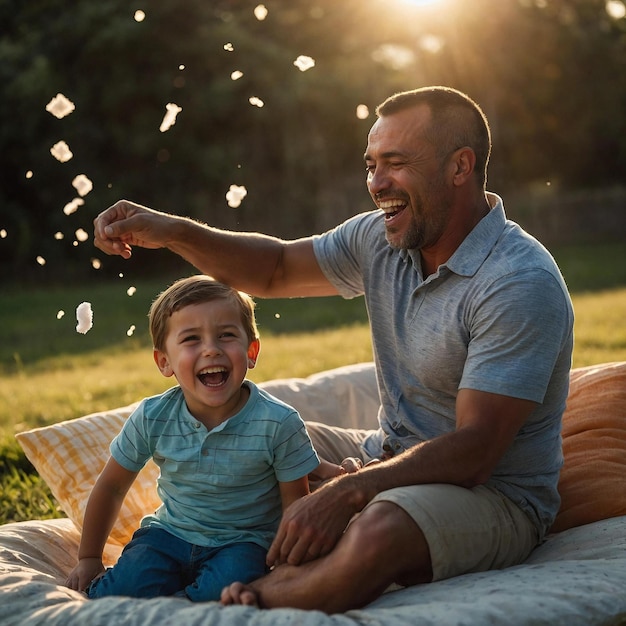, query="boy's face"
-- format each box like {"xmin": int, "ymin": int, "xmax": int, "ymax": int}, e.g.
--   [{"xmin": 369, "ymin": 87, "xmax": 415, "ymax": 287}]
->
[{"xmin": 154, "ymin": 299, "xmax": 259, "ymax": 423}]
